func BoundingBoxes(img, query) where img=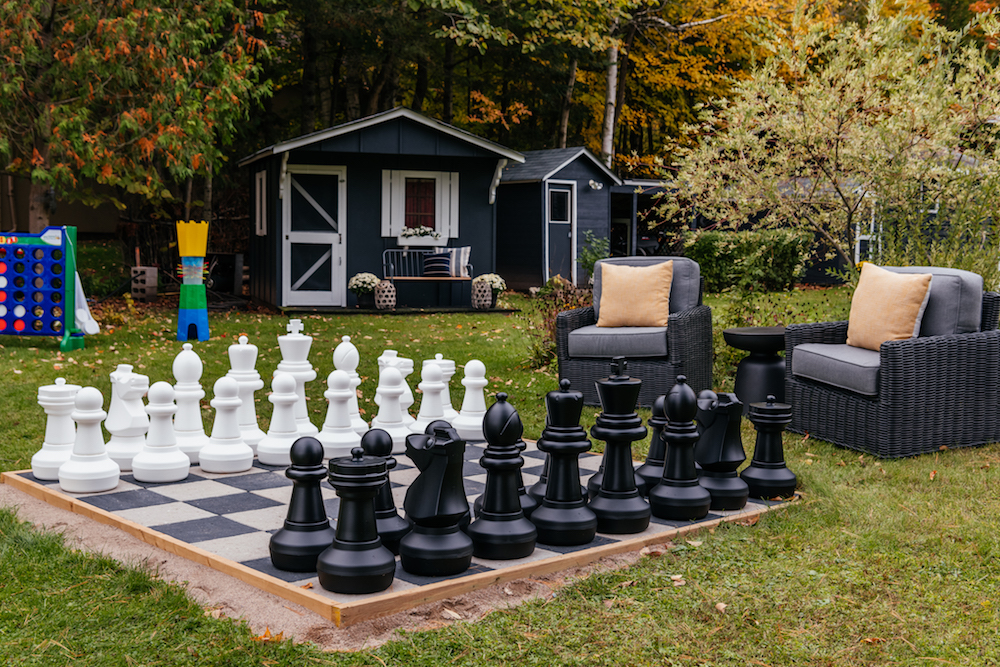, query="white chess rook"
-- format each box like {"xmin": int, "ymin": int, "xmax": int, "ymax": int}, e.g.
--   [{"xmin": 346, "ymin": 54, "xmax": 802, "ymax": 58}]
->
[
  {"xmin": 199, "ymin": 377, "xmax": 254, "ymax": 473},
  {"xmin": 277, "ymin": 318, "xmax": 318, "ymax": 436},
  {"xmin": 410, "ymin": 362, "xmax": 447, "ymax": 434},
  {"xmin": 31, "ymin": 378, "xmax": 82, "ymax": 480},
  {"xmin": 173, "ymin": 343, "xmax": 211, "ymax": 464},
  {"xmin": 369, "ymin": 365, "xmax": 412, "ymax": 455},
  {"xmin": 105, "ymin": 364, "xmax": 150, "ymax": 472},
  {"xmin": 333, "ymin": 334, "xmax": 369, "ymax": 435},
  {"xmin": 132, "ymin": 382, "xmax": 190, "ymax": 483},
  {"xmin": 227, "ymin": 335, "xmax": 266, "ymax": 453},
  {"xmin": 424, "ymin": 353, "xmax": 458, "ymax": 421},
  {"xmin": 318, "ymin": 370, "xmax": 362, "ymax": 459},
  {"xmin": 58, "ymin": 387, "xmax": 121, "ymax": 493},
  {"xmin": 257, "ymin": 373, "xmax": 301, "ymax": 466},
  {"xmin": 452, "ymin": 359, "xmax": 488, "ymax": 442}
]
